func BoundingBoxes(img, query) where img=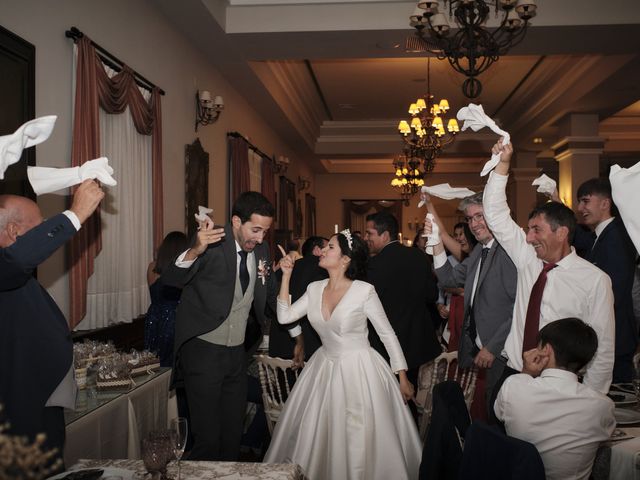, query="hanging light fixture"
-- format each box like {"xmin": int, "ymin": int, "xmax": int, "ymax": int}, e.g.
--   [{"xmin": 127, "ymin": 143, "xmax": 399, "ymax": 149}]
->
[
  {"xmin": 410, "ymin": 0, "xmax": 538, "ymax": 98},
  {"xmin": 390, "ymin": 152, "xmax": 425, "ymax": 206},
  {"xmin": 396, "ymin": 57, "xmax": 459, "ymax": 180}
]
